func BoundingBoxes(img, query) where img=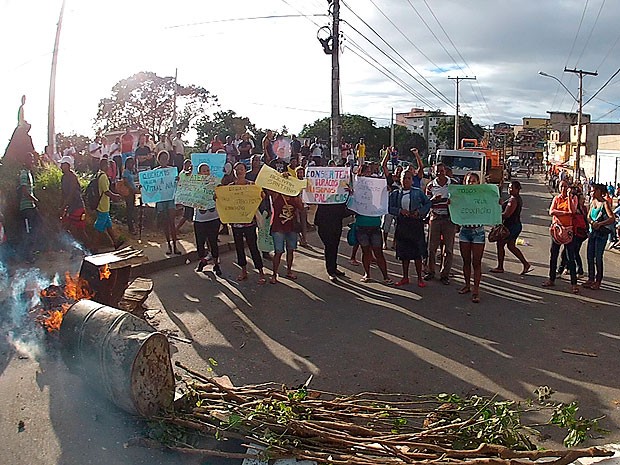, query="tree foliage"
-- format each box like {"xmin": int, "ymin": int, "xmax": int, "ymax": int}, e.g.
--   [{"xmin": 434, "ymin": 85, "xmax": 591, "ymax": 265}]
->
[
  {"xmin": 432, "ymin": 115, "xmax": 484, "ymax": 149},
  {"xmin": 55, "ymin": 132, "xmax": 90, "ymax": 152},
  {"xmin": 94, "ymin": 71, "xmax": 218, "ymax": 137},
  {"xmin": 193, "ymin": 110, "xmax": 261, "ymax": 151}
]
